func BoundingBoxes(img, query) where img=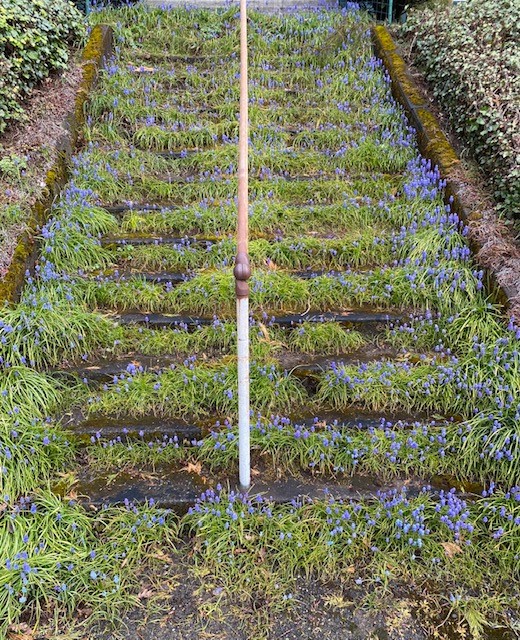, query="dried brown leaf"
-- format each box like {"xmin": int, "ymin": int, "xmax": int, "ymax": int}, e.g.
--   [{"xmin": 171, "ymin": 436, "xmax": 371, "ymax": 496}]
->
[{"xmin": 441, "ymin": 542, "xmax": 463, "ymax": 558}]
